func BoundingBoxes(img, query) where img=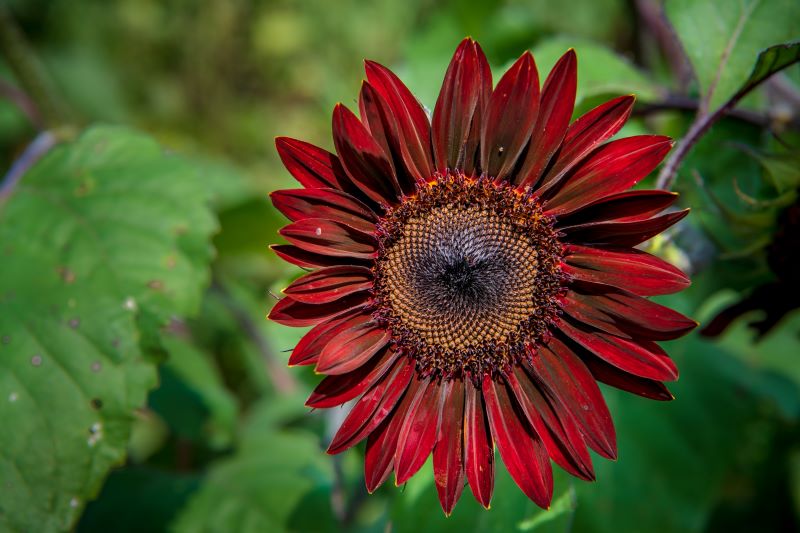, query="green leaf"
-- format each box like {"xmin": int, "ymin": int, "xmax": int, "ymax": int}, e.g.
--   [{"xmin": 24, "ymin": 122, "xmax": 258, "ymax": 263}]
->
[
  {"xmin": 739, "ymin": 42, "xmax": 800, "ymax": 96},
  {"xmin": 158, "ymin": 334, "xmax": 239, "ymax": 449},
  {"xmin": 666, "ymin": 0, "xmax": 800, "ymax": 111},
  {"xmin": 0, "ymin": 126, "xmax": 217, "ymax": 531},
  {"xmin": 532, "ymin": 36, "xmax": 660, "ymax": 109},
  {"xmin": 170, "ymin": 400, "xmax": 332, "ymax": 533}
]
